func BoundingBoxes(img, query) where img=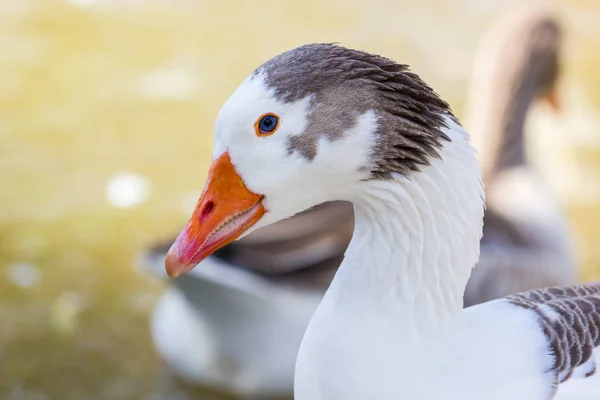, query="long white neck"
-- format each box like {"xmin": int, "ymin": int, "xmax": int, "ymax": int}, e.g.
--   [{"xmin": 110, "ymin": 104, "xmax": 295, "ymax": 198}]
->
[{"xmin": 328, "ymin": 119, "xmax": 484, "ymax": 331}]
